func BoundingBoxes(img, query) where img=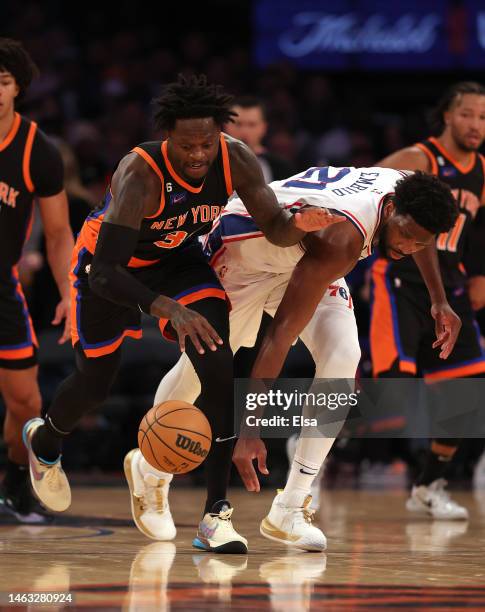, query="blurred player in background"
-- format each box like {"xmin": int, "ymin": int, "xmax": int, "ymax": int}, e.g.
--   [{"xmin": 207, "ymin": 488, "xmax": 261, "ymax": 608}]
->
[
  {"xmin": 0, "ymin": 39, "xmax": 73, "ymax": 523},
  {"xmin": 370, "ymin": 82, "xmax": 485, "ymax": 519},
  {"xmin": 154, "ymin": 166, "xmax": 459, "ymax": 551}
]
